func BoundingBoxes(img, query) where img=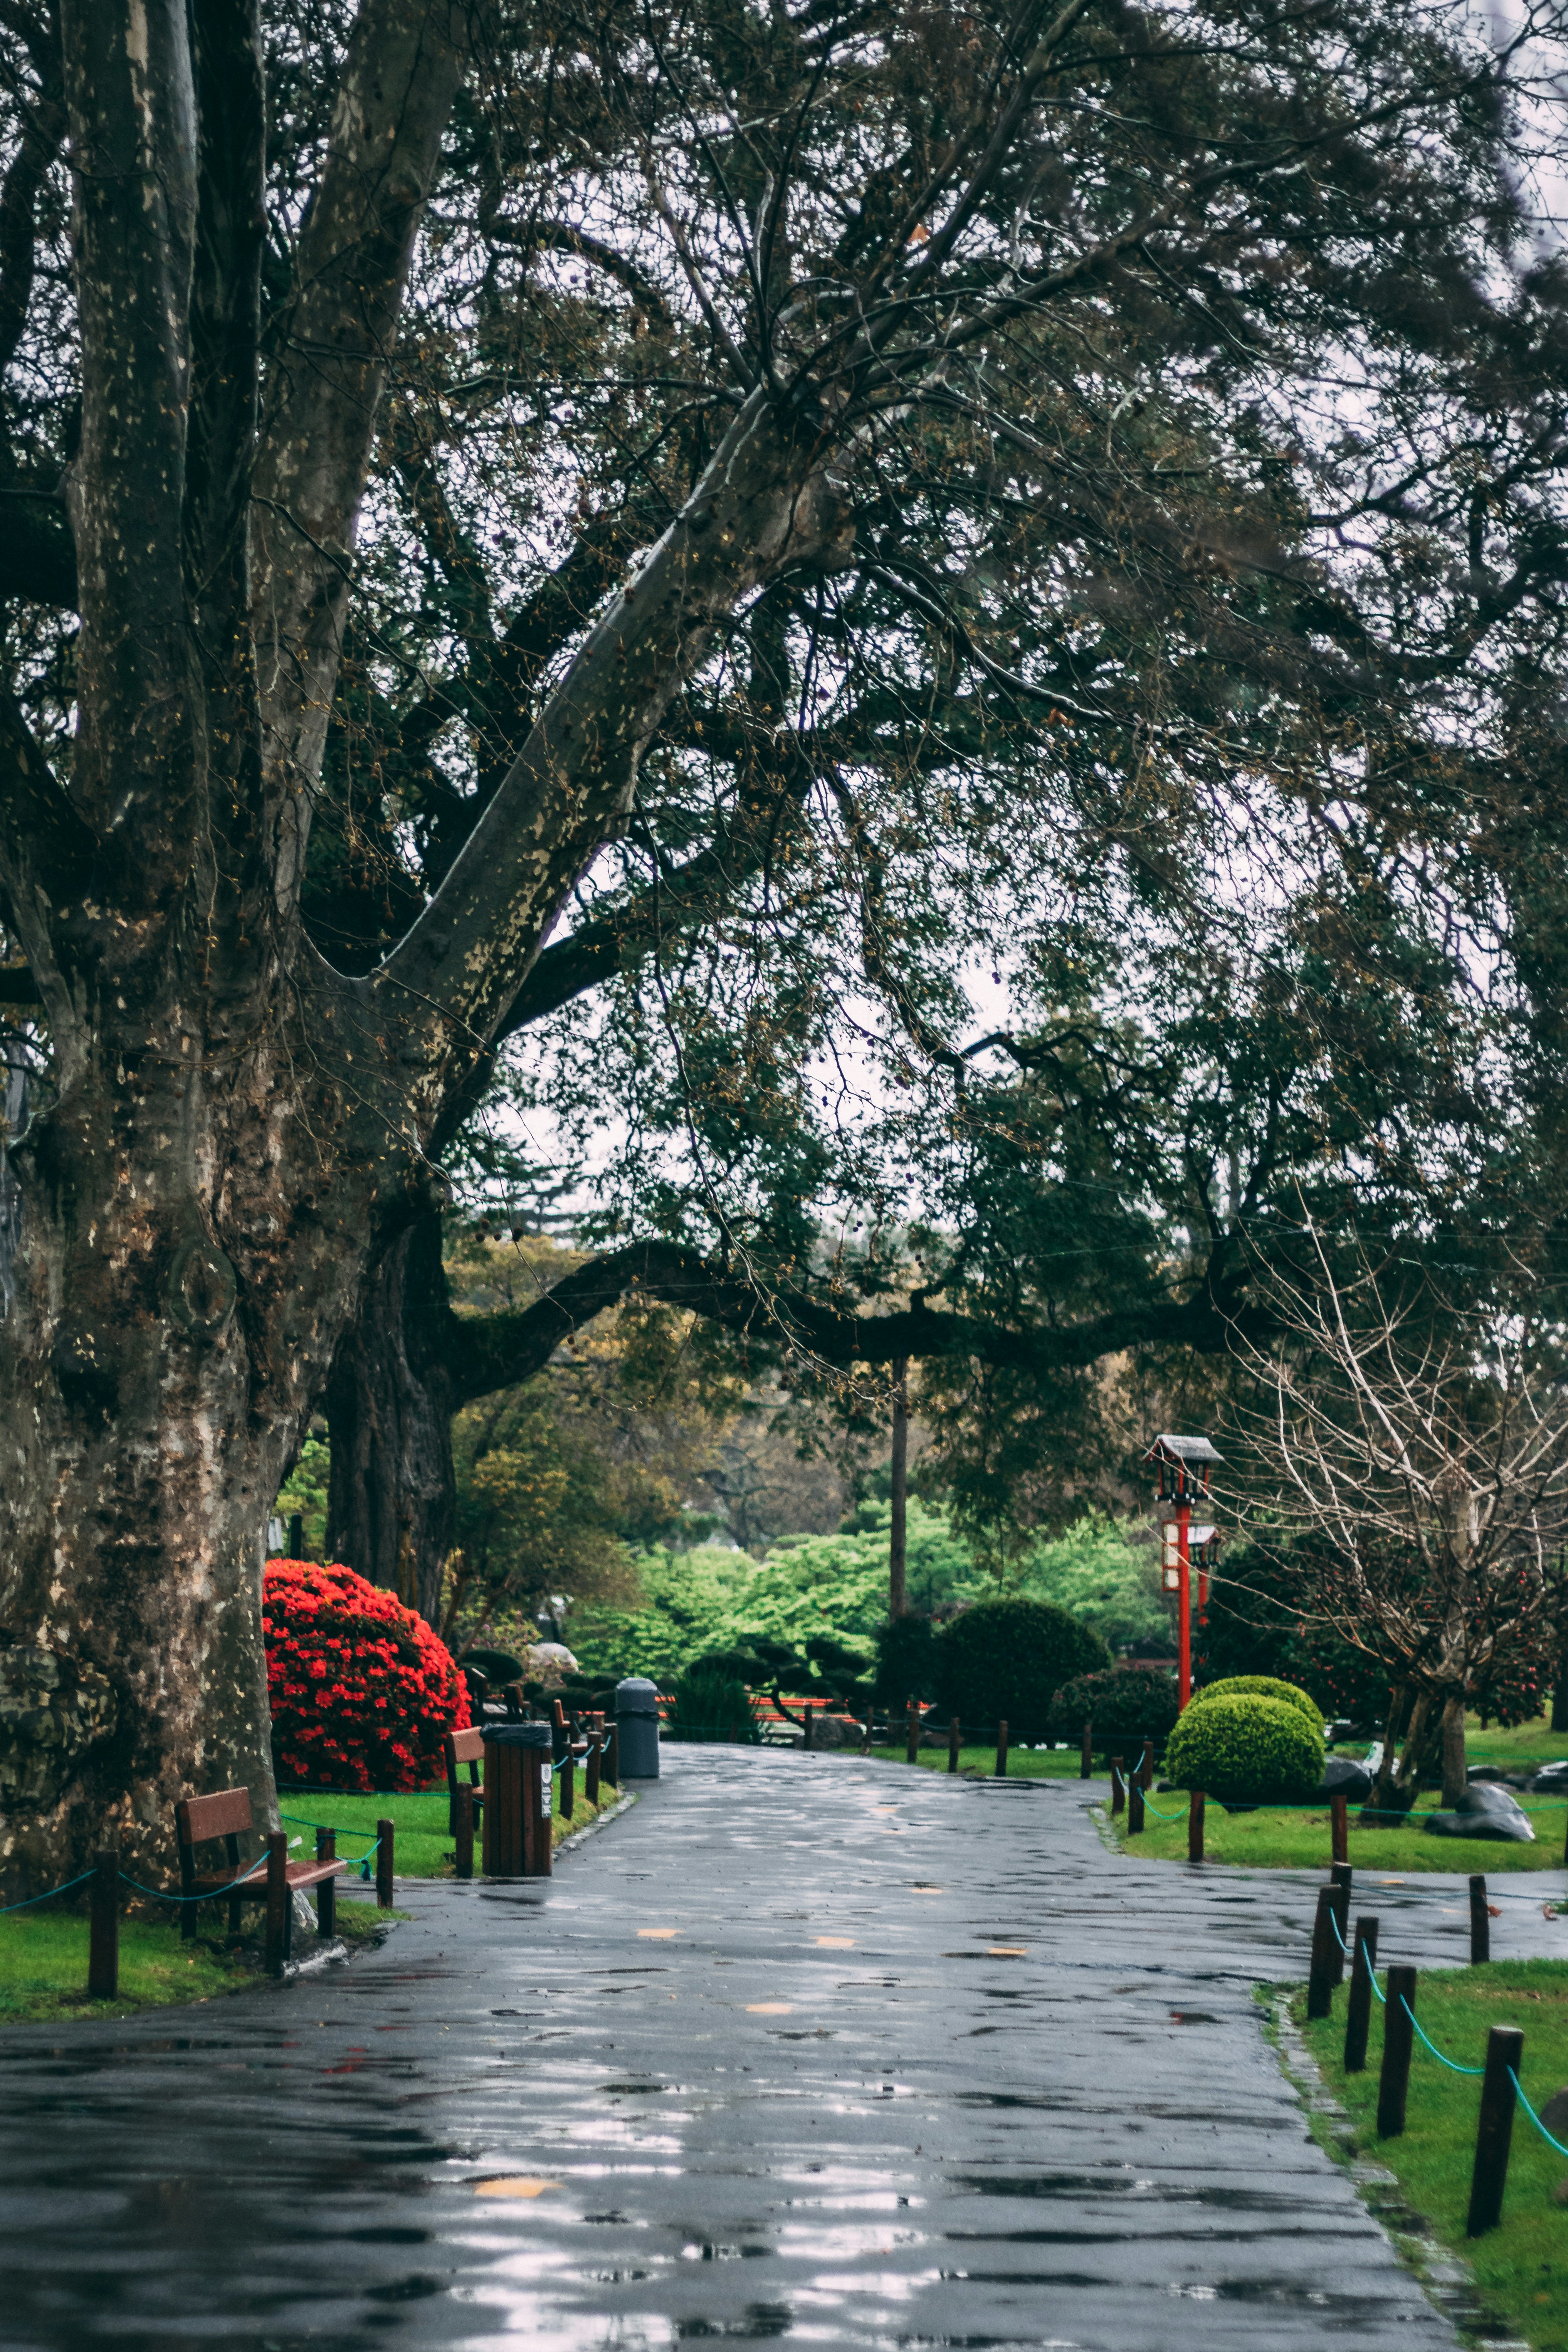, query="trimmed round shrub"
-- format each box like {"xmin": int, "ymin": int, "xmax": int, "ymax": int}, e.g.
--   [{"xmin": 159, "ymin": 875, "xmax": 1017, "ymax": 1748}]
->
[
  {"xmin": 1047, "ymin": 1666, "xmax": 1179, "ymax": 1756},
  {"xmin": 935, "ymin": 1599, "xmax": 1110, "ymax": 1743},
  {"xmin": 1192, "ymin": 1674, "xmax": 1323, "ymax": 1729},
  {"xmin": 1164, "ymin": 1692, "xmax": 1323, "ymax": 1802},
  {"xmin": 263, "ymin": 1559, "xmax": 469, "ymax": 1792}
]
